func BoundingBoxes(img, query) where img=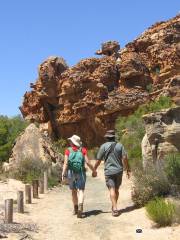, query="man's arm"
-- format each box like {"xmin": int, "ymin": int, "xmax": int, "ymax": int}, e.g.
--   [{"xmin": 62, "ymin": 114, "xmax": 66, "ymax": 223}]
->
[
  {"xmin": 62, "ymin": 155, "xmax": 68, "ymax": 181},
  {"xmin": 94, "ymin": 160, "xmax": 102, "ymax": 171},
  {"xmin": 94, "ymin": 144, "xmax": 104, "ymax": 171},
  {"xmin": 122, "ymin": 155, "xmax": 131, "ymax": 178}
]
